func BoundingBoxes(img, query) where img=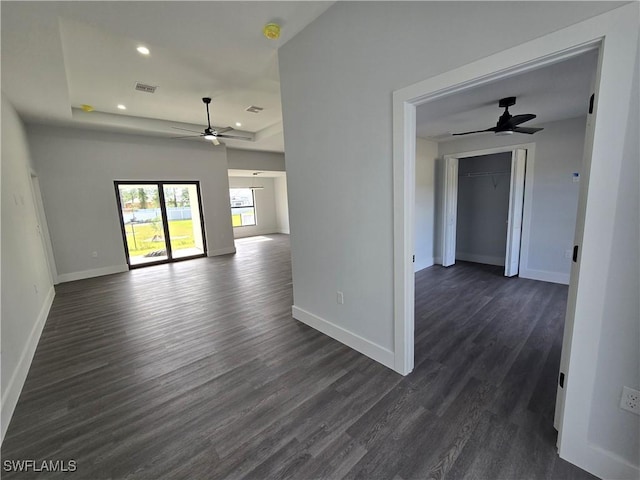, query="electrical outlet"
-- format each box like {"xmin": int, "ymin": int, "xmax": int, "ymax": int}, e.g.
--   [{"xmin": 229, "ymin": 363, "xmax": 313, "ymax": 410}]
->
[
  {"xmin": 336, "ymin": 291, "xmax": 344, "ymax": 305},
  {"xmin": 620, "ymin": 386, "xmax": 640, "ymax": 415}
]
